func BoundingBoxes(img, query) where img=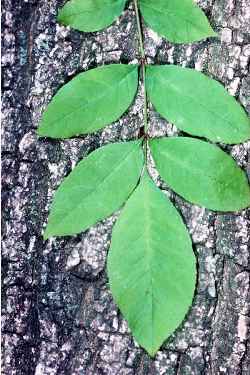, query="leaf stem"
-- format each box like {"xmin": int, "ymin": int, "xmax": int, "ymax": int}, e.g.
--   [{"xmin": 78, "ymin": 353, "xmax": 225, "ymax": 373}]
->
[
  {"xmin": 134, "ymin": 0, "xmax": 145, "ymax": 60},
  {"xmin": 133, "ymin": 0, "xmax": 148, "ymax": 164}
]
